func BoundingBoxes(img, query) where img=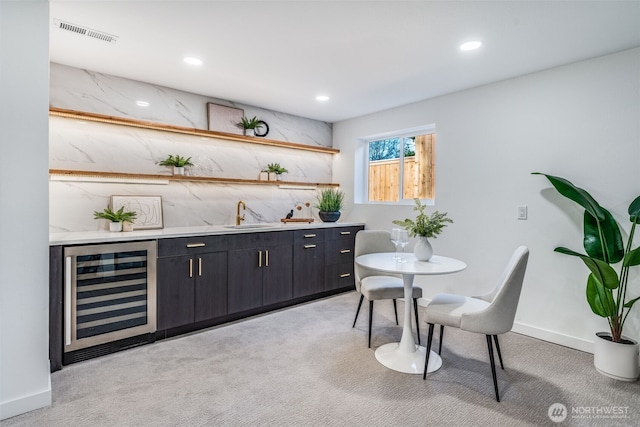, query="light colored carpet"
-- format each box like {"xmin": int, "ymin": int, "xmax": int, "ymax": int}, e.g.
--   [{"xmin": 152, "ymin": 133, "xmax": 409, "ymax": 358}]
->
[{"xmin": 3, "ymin": 291, "xmax": 639, "ymax": 426}]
